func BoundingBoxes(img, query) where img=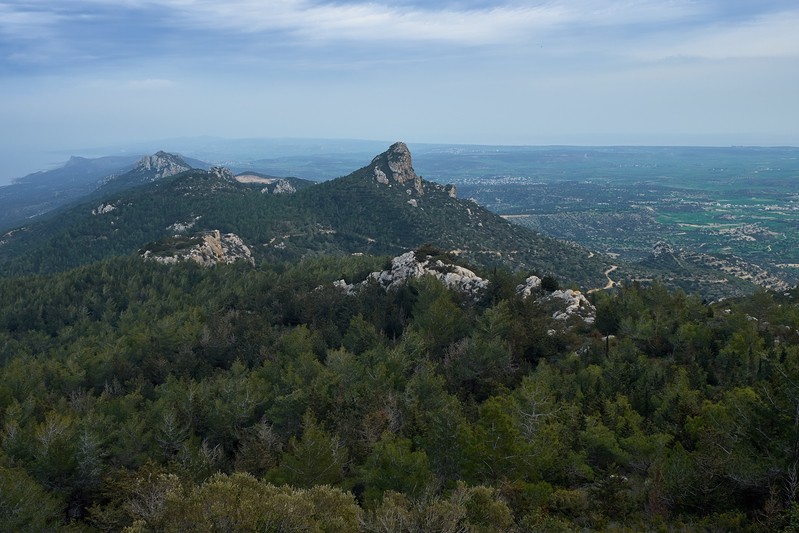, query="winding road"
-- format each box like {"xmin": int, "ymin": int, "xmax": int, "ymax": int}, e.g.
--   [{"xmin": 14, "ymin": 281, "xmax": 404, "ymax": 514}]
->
[{"xmin": 588, "ymin": 265, "xmax": 618, "ymax": 294}]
